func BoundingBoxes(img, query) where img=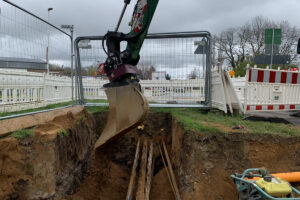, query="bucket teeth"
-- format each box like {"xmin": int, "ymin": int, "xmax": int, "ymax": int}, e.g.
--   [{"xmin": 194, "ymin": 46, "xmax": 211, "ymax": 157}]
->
[{"xmin": 94, "ymin": 84, "xmax": 149, "ymax": 149}]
